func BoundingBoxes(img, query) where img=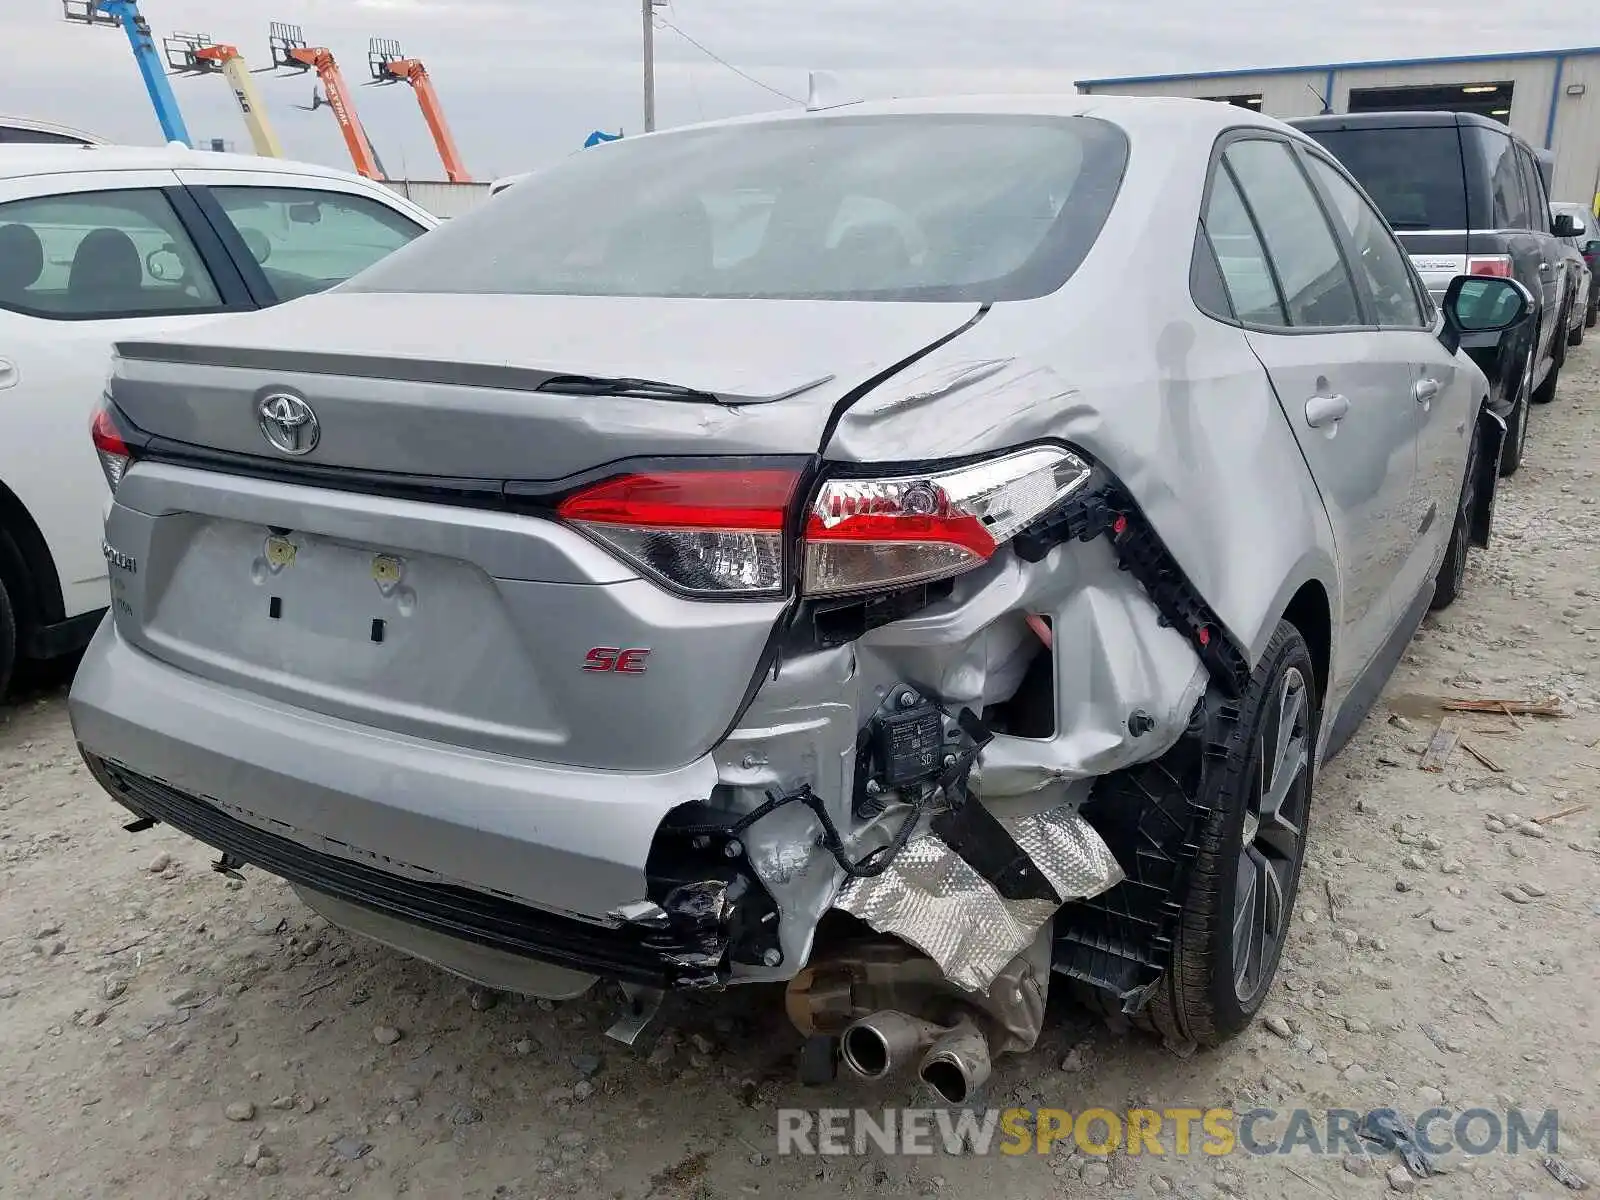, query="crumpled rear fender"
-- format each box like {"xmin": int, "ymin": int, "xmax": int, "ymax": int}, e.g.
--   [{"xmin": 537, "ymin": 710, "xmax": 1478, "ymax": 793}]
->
[{"xmin": 822, "ymin": 310, "xmax": 1342, "ymax": 688}]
